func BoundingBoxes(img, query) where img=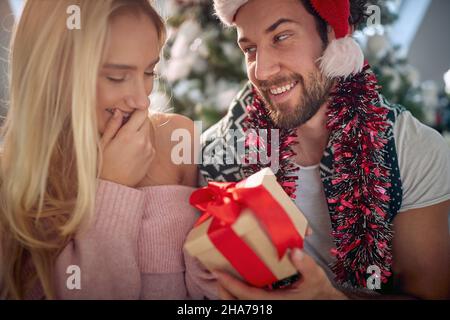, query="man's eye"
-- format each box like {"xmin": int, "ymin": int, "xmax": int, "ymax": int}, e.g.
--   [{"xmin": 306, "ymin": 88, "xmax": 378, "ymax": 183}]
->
[
  {"xmin": 244, "ymin": 47, "xmax": 256, "ymax": 54},
  {"xmin": 275, "ymin": 34, "xmax": 291, "ymax": 42},
  {"xmin": 145, "ymin": 71, "xmax": 156, "ymax": 77}
]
